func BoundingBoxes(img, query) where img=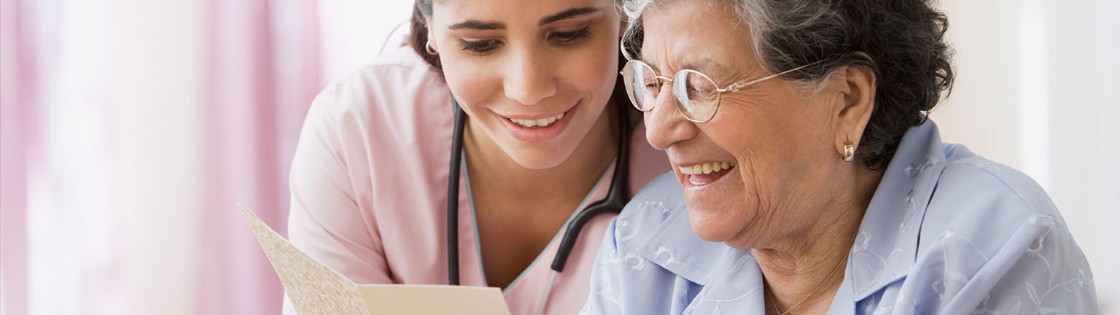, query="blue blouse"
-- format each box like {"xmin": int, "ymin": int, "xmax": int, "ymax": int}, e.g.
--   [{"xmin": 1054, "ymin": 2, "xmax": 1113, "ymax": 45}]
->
[{"xmin": 581, "ymin": 120, "xmax": 1100, "ymax": 314}]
